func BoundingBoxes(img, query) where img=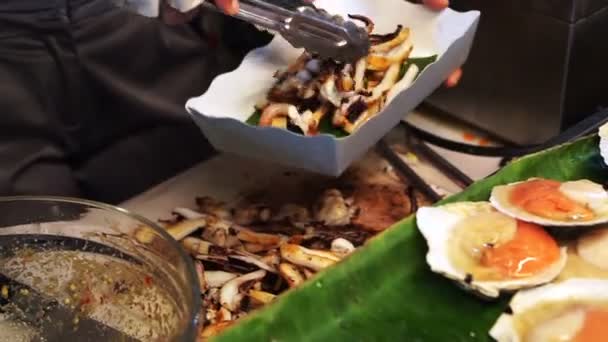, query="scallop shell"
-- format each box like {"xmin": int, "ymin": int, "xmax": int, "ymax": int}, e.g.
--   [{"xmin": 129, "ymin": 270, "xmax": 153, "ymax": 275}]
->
[
  {"xmin": 556, "ymin": 227, "xmax": 608, "ymax": 282},
  {"xmin": 417, "ymin": 202, "xmax": 567, "ymax": 299},
  {"xmin": 490, "ymin": 178, "xmax": 608, "ymax": 227},
  {"xmin": 489, "ymin": 278, "xmax": 608, "ymax": 342}
]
